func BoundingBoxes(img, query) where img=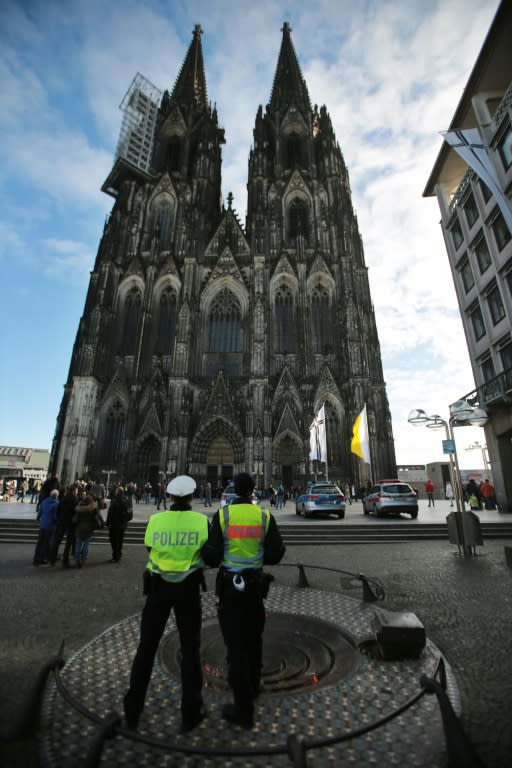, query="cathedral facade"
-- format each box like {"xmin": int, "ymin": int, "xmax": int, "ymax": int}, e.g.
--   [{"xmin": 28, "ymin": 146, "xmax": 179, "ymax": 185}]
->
[{"xmin": 50, "ymin": 23, "xmax": 396, "ymax": 491}]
